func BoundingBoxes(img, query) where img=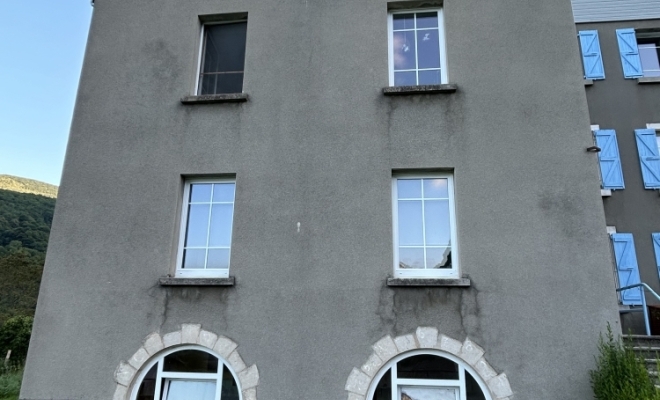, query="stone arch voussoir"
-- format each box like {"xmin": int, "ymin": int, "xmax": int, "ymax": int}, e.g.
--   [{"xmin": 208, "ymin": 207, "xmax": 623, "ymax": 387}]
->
[
  {"xmin": 344, "ymin": 327, "xmax": 513, "ymax": 400},
  {"xmin": 112, "ymin": 324, "xmax": 259, "ymax": 400}
]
